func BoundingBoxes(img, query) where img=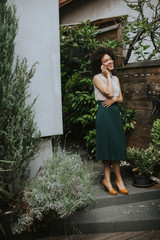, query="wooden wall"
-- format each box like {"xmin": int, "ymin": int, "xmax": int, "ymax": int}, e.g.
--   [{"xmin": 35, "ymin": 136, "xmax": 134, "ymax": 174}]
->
[{"xmin": 117, "ymin": 60, "xmax": 160, "ymax": 149}]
